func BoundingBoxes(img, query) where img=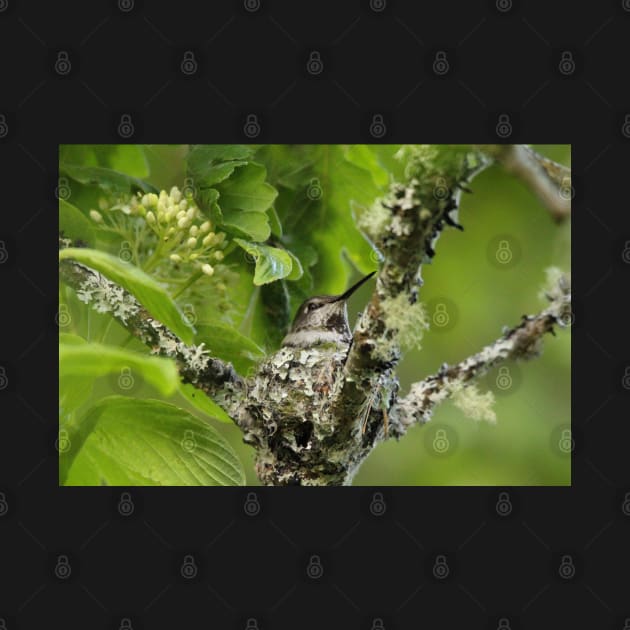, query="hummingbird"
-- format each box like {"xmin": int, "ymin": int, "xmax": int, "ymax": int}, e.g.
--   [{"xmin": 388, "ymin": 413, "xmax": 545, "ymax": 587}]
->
[
  {"xmin": 246, "ymin": 271, "xmax": 377, "ymax": 486},
  {"xmin": 281, "ymin": 271, "xmax": 376, "ymax": 350}
]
